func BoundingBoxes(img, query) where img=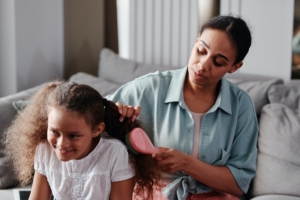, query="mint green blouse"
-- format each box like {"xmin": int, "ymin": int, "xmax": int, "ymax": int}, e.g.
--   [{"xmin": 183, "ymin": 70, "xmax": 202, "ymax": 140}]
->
[{"xmin": 107, "ymin": 67, "xmax": 258, "ymax": 199}]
